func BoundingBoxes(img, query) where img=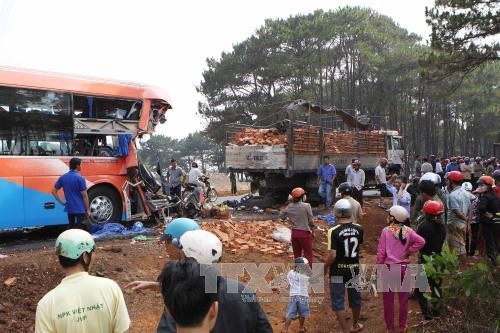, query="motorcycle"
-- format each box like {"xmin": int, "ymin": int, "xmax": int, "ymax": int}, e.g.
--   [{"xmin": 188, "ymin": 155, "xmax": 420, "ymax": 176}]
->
[{"xmin": 182, "ymin": 175, "xmax": 218, "ymax": 203}]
